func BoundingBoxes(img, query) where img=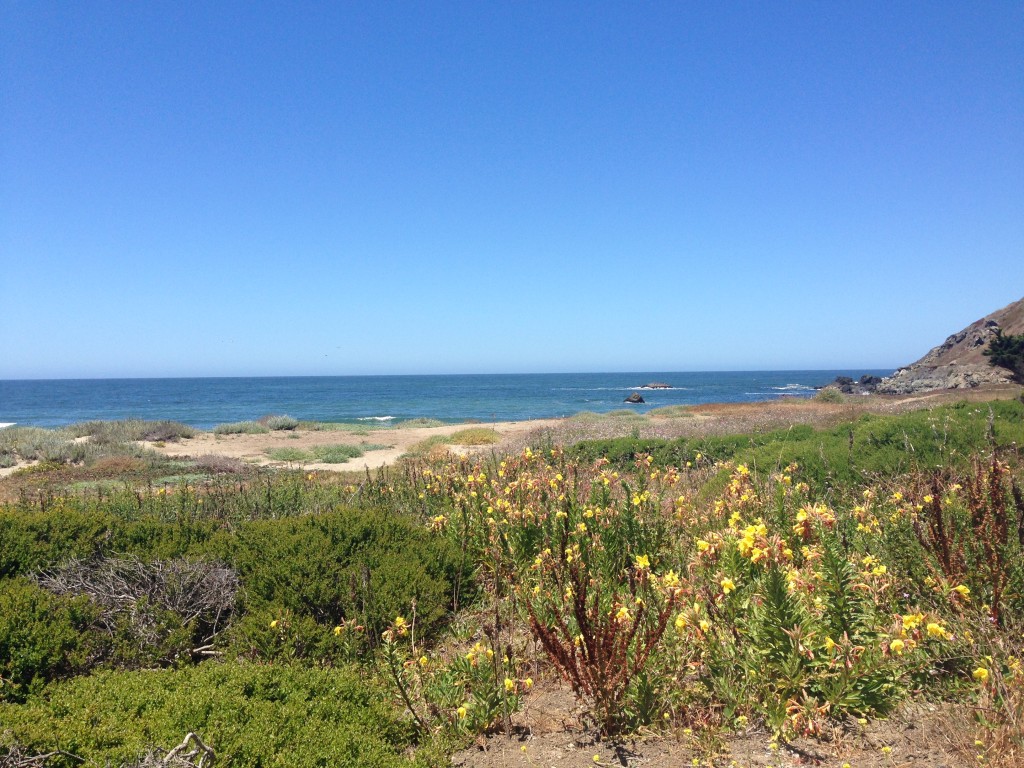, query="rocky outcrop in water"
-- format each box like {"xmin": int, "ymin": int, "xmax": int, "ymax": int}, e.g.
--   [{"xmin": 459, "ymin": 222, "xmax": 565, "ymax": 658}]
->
[
  {"xmin": 822, "ymin": 375, "xmax": 884, "ymax": 395},
  {"xmin": 877, "ymin": 297, "xmax": 1024, "ymax": 394},
  {"xmin": 624, "ymin": 392, "xmax": 645, "ymax": 404}
]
